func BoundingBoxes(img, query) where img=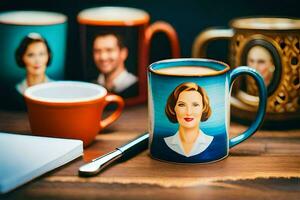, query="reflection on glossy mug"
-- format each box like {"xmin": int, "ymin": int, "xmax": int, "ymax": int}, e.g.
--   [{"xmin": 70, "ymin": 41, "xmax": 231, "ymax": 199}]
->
[
  {"xmin": 148, "ymin": 58, "xmax": 267, "ymax": 163},
  {"xmin": 78, "ymin": 6, "xmax": 180, "ymax": 106},
  {"xmin": 24, "ymin": 81, "xmax": 124, "ymax": 147},
  {"xmin": 0, "ymin": 11, "xmax": 67, "ymax": 109},
  {"xmin": 192, "ymin": 17, "xmax": 300, "ymax": 122}
]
